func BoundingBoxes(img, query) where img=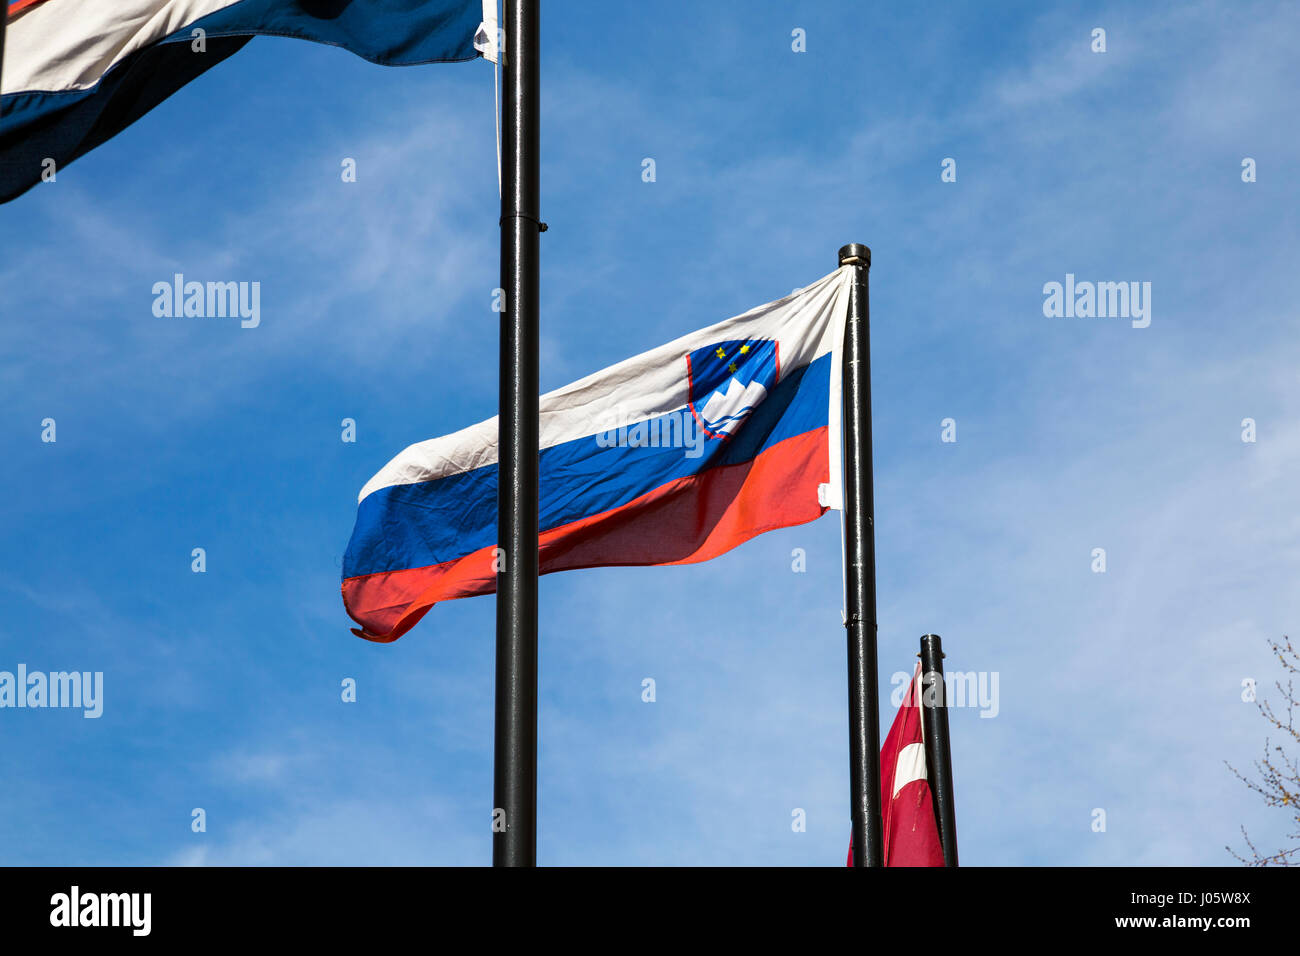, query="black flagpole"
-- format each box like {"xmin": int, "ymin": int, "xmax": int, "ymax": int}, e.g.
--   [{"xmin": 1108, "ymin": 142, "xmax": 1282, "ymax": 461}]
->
[
  {"xmin": 840, "ymin": 243, "xmax": 884, "ymax": 867},
  {"xmin": 494, "ymin": 0, "xmax": 541, "ymax": 867},
  {"xmin": 919, "ymin": 633, "xmax": 959, "ymax": 865}
]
